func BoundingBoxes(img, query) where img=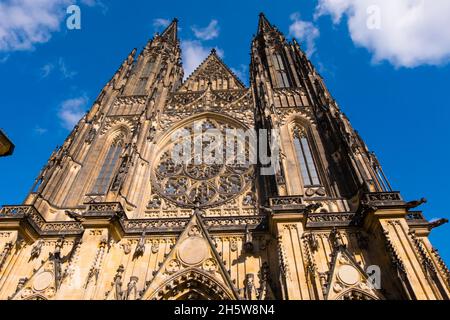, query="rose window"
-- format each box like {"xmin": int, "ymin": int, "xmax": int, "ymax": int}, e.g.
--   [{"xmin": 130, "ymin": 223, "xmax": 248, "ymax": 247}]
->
[{"xmin": 152, "ymin": 118, "xmax": 254, "ymax": 208}]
